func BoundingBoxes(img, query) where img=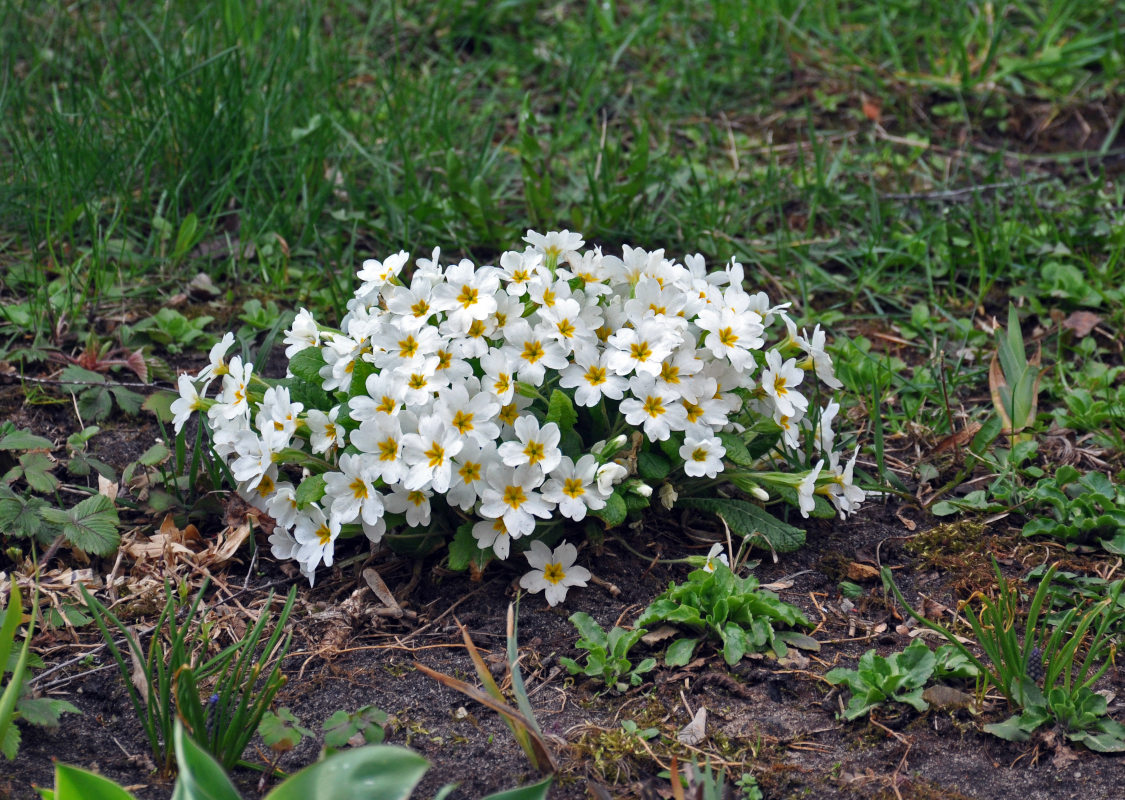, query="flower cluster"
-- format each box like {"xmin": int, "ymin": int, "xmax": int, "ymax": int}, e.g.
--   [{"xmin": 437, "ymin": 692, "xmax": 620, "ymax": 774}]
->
[{"xmin": 171, "ymin": 231, "xmax": 864, "ymax": 601}]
